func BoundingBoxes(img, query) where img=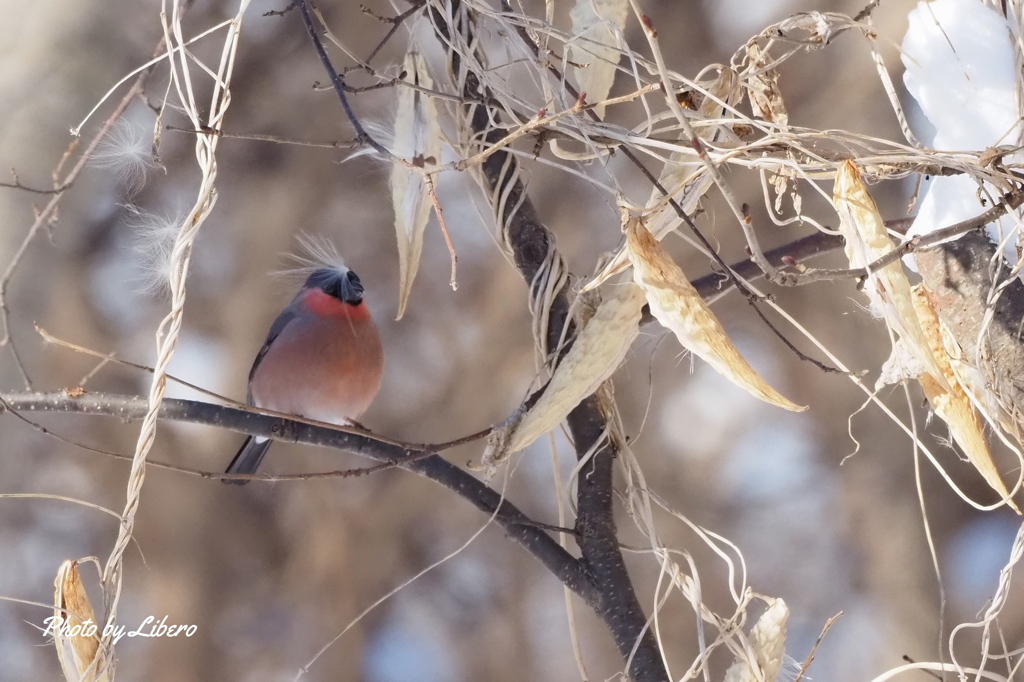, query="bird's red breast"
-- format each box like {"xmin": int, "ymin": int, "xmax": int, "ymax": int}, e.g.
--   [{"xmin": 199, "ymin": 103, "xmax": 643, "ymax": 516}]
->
[
  {"xmin": 249, "ymin": 288, "xmax": 383, "ymax": 424},
  {"xmin": 301, "ymin": 288, "xmax": 371, "ymax": 320}
]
